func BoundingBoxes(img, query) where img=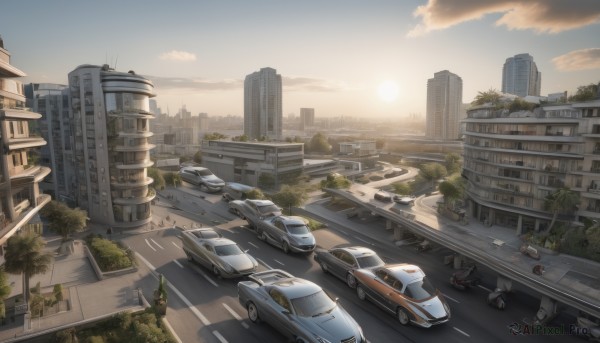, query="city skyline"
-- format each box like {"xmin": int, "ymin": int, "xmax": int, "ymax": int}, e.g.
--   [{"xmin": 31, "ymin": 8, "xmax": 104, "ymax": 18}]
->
[{"xmin": 1, "ymin": 0, "xmax": 600, "ymax": 119}]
